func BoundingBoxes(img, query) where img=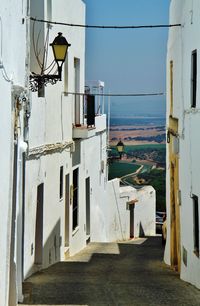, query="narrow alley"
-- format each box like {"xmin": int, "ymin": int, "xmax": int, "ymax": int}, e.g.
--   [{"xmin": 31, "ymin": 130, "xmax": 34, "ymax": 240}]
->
[{"xmin": 22, "ymin": 237, "xmax": 200, "ymax": 306}]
